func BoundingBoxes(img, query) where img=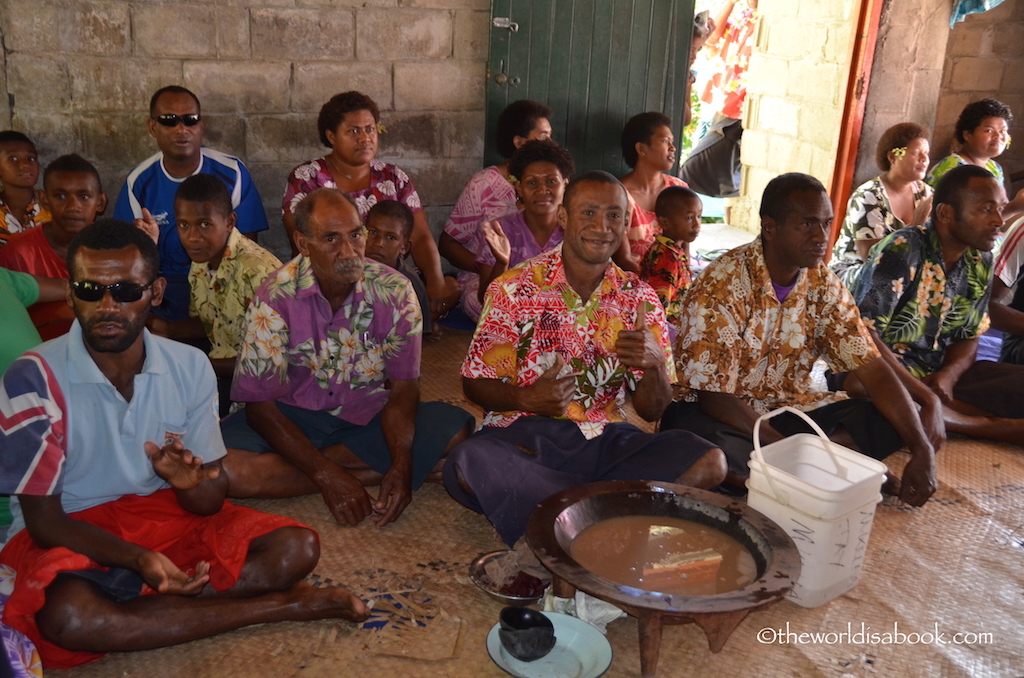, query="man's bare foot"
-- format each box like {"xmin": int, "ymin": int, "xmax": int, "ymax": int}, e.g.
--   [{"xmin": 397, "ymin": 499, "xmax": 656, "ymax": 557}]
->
[{"xmin": 287, "ymin": 581, "xmax": 370, "ymax": 623}]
